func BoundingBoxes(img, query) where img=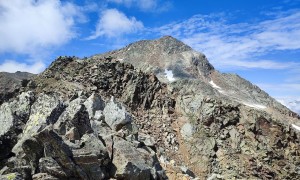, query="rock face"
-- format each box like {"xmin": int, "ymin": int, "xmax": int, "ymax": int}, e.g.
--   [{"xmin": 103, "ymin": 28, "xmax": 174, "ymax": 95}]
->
[
  {"xmin": 1, "ymin": 36, "xmax": 300, "ymax": 179},
  {"xmin": 0, "ymin": 91, "xmax": 165, "ymax": 179}
]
